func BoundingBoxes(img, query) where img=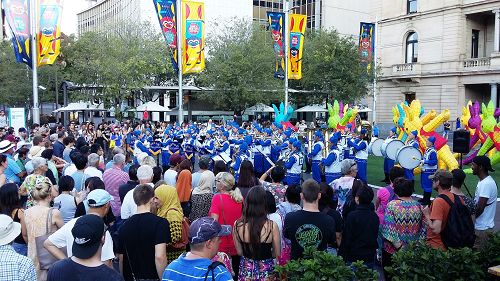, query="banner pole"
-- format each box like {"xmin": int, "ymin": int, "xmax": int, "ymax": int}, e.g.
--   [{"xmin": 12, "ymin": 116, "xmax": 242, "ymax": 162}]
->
[
  {"xmin": 372, "ymin": 16, "xmax": 378, "ymax": 124},
  {"xmin": 177, "ymin": 0, "xmax": 183, "ymax": 124},
  {"xmin": 30, "ymin": 0, "xmax": 40, "ymax": 125},
  {"xmin": 284, "ymin": 0, "xmax": 289, "ymax": 115}
]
